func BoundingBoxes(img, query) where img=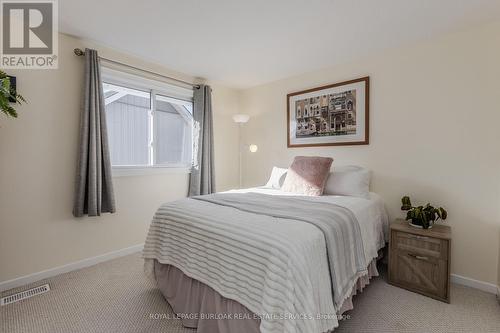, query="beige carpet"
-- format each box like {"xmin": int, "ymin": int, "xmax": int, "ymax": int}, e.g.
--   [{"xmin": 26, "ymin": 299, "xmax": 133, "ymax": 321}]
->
[{"xmin": 1, "ymin": 253, "xmax": 499, "ymax": 333}]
